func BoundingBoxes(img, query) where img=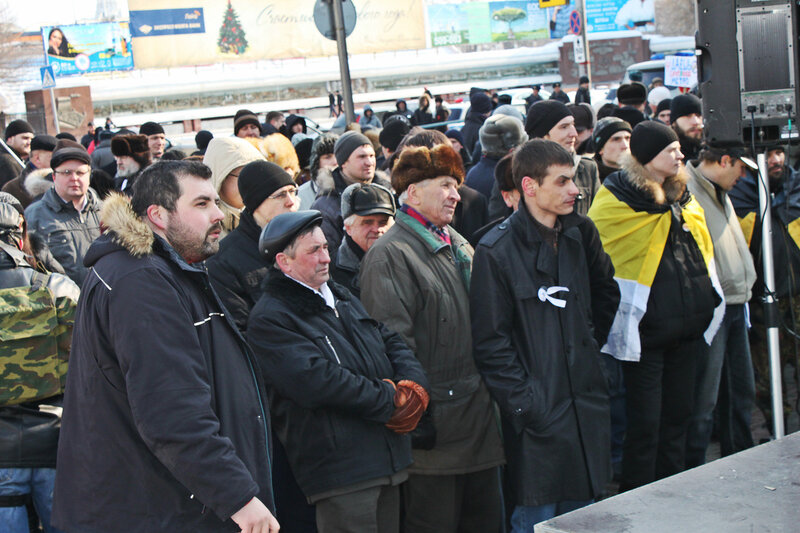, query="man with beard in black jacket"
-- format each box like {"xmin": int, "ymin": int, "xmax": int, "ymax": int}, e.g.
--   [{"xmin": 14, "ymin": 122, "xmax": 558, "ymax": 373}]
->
[
  {"xmin": 472, "ymin": 139, "xmax": 619, "ymax": 529},
  {"xmin": 52, "ymin": 161, "xmax": 279, "ymax": 532},
  {"xmin": 248, "ymin": 210, "xmax": 428, "ymax": 533},
  {"xmin": 670, "ymin": 94, "xmax": 704, "ymax": 162}
]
